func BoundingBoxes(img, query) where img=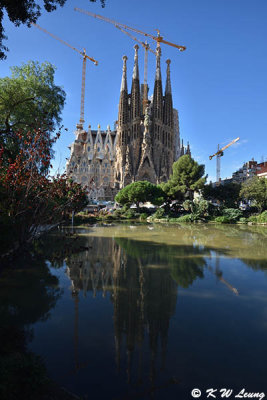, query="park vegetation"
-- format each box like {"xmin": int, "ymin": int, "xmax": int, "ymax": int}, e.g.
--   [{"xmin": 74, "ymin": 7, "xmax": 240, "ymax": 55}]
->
[
  {"xmin": 113, "ymin": 155, "xmax": 267, "ymax": 225},
  {"xmin": 0, "ymin": 61, "xmax": 88, "ymax": 258}
]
